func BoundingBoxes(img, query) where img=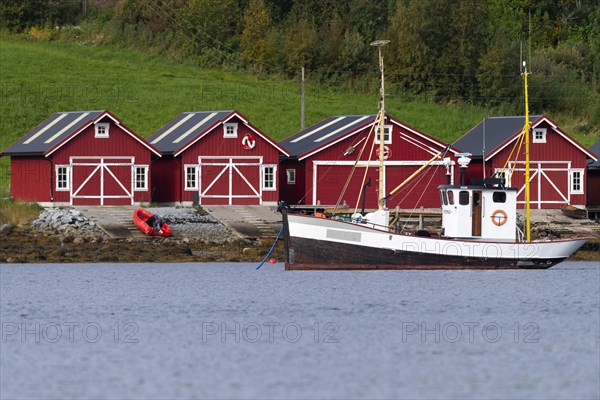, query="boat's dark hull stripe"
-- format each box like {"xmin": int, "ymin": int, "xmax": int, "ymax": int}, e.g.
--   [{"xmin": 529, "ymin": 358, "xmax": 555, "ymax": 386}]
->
[{"xmin": 285, "ymin": 236, "xmax": 563, "ymax": 270}]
